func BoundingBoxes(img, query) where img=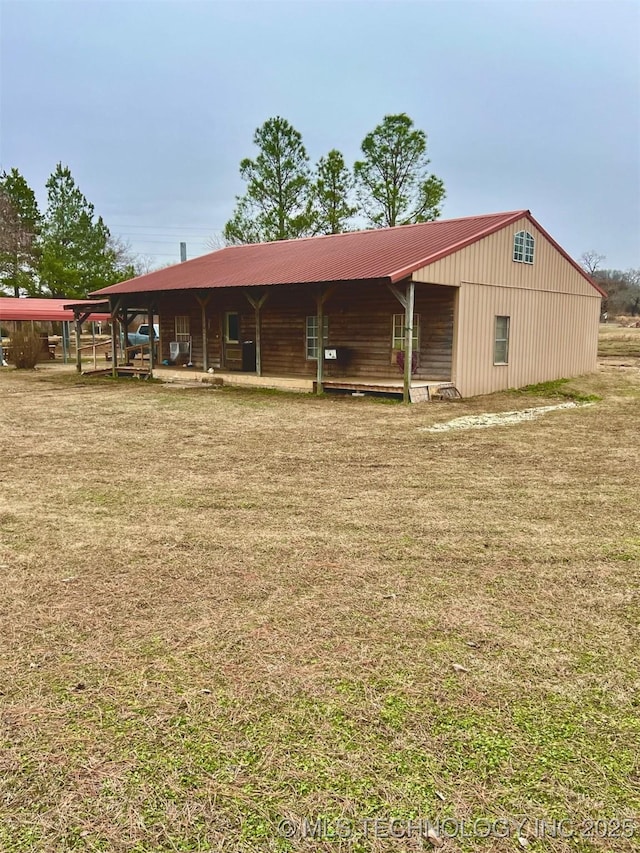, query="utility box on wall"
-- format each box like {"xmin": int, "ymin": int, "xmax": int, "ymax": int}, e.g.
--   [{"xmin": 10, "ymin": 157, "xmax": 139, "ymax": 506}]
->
[{"xmin": 323, "ymin": 347, "xmax": 350, "ymax": 365}]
